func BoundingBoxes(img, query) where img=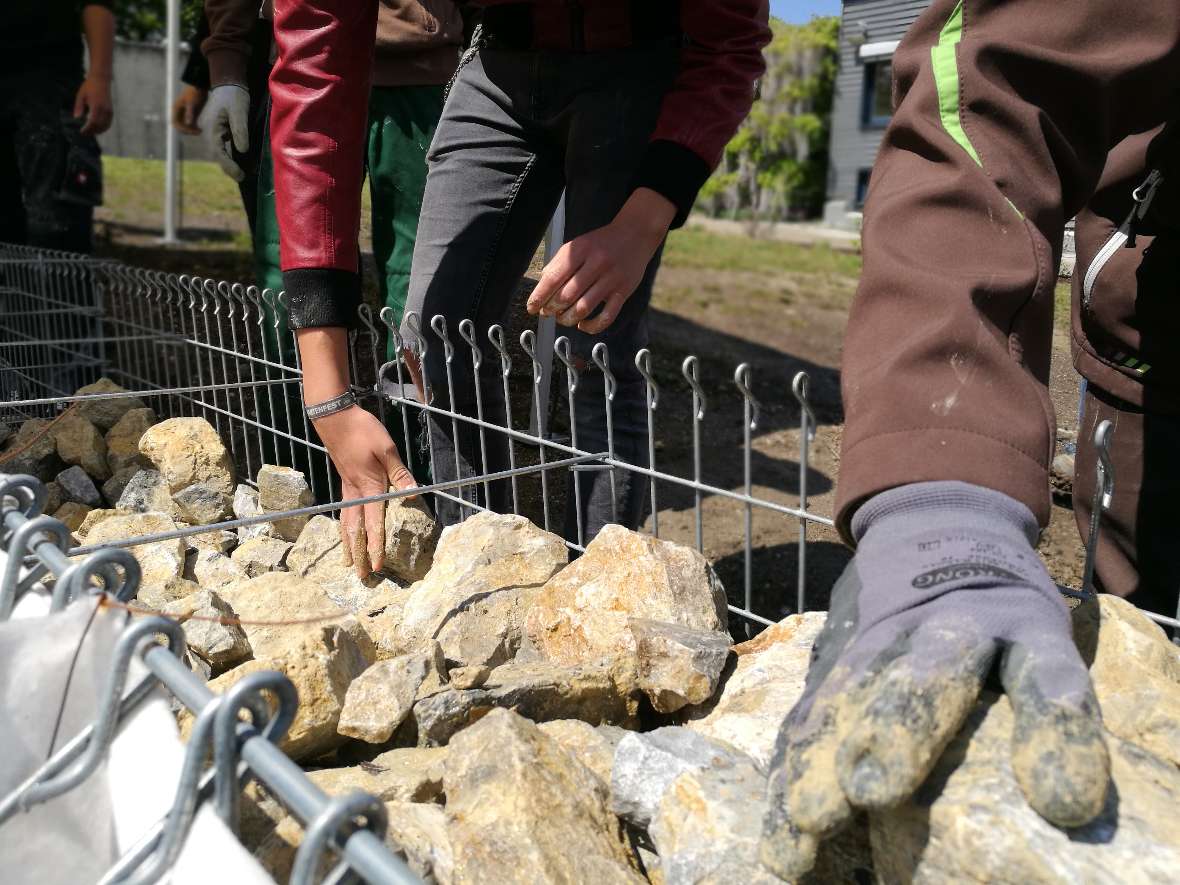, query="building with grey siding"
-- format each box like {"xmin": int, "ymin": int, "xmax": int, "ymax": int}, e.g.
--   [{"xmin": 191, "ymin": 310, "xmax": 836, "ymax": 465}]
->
[{"xmin": 823, "ymin": 0, "xmax": 930, "ymax": 229}]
